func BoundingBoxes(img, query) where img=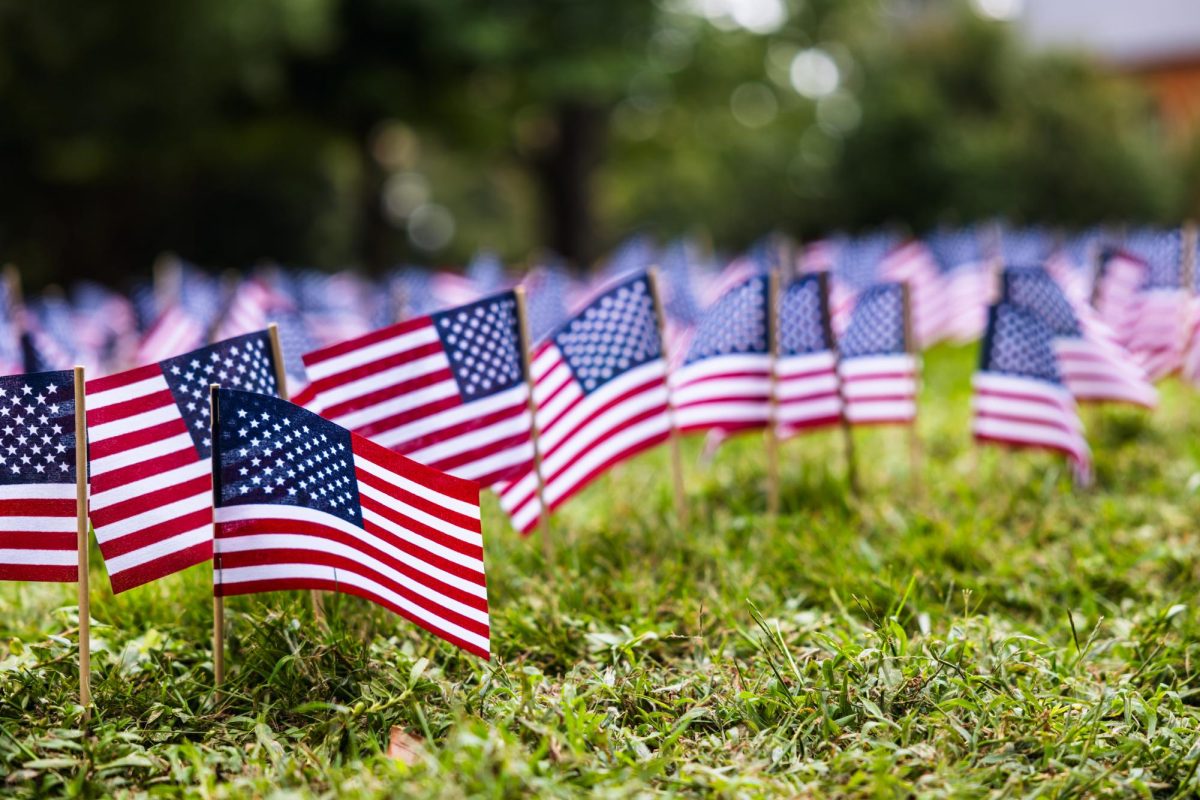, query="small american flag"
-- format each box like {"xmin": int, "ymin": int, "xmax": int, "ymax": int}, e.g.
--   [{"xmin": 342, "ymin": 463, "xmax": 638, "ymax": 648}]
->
[
  {"xmin": 0, "ymin": 370, "xmax": 81, "ymax": 582},
  {"xmin": 214, "ymin": 276, "xmax": 292, "ymax": 342},
  {"xmin": 1002, "ymin": 267, "xmax": 1157, "ymax": 408},
  {"xmin": 85, "ymin": 331, "xmax": 281, "ymax": 593},
  {"xmin": 837, "ymin": 283, "xmax": 917, "ymax": 425},
  {"xmin": 973, "ymin": 303, "xmax": 1091, "ymax": 484},
  {"xmin": 136, "ymin": 262, "xmax": 220, "ymax": 363},
  {"xmin": 878, "ymin": 239, "xmax": 945, "ymax": 347},
  {"xmin": 1122, "ymin": 229, "xmax": 1188, "ymax": 381},
  {"xmin": 671, "ymin": 275, "xmax": 770, "ymax": 443},
  {"xmin": 495, "ymin": 273, "xmax": 670, "ymax": 534},
  {"xmin": 301, "ymin": 291, "xmax": 533, "ymax": 487},
  {"xmin": 1094, "ymin": 246, "xmax": 1147, "ymax": 347},
  {"xmin": 775, "ymin": 275, "xmax": 843, "ymax": 438},
  {"xmin": 212, "ymin": 389, "xmax": 489, "ymax": 659}
]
